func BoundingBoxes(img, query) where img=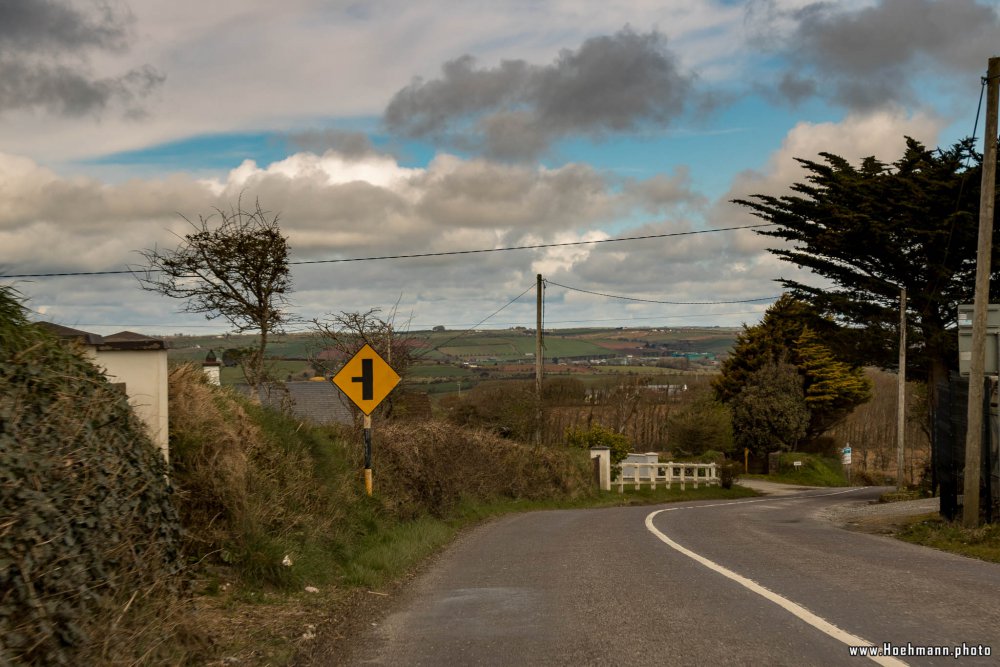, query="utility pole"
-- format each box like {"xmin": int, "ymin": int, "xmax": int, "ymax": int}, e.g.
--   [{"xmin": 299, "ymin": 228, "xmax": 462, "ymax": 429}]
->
[
  {"xmin": 964, "ymin": 56, "xmax": 1000, "ymax": 528},
  {"xmin": 535, "ymin": 273, "xmax": 544, "ymax": 445},
  {"xmin": 897, "ymin": 287, "xmax": 906, "ymax": 491}
]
